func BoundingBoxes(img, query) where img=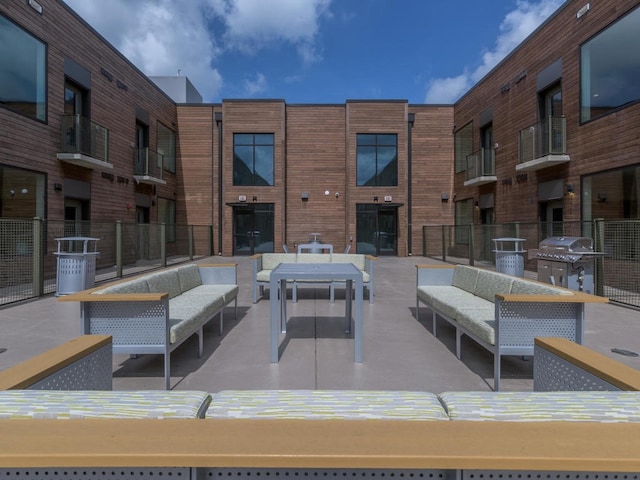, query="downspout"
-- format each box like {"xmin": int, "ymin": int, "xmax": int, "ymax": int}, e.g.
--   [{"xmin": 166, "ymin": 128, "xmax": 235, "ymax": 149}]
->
[
  {"xmin": 407, "ymin": 113, "xmax": 415, "ymax": 255},
  {"xmin": 215, "ymin": 111, "xmax": 223, "ymax": 255}
]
